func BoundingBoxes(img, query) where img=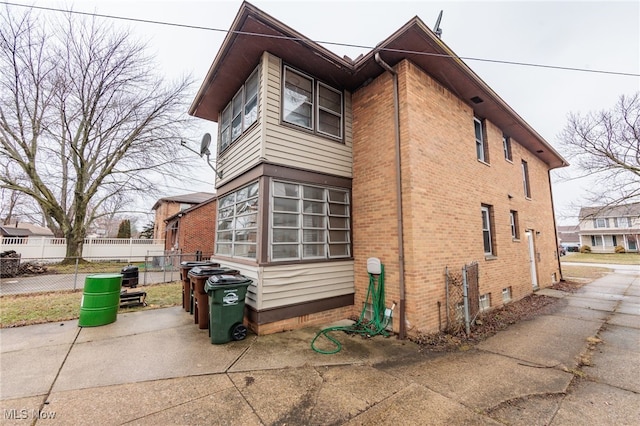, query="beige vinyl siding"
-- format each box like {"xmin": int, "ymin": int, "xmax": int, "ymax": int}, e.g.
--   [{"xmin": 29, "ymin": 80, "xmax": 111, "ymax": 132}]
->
[
  {"xmin": 211, "ymin": 259, "xmax": 260, "ymax": 309},
  {"xmin": 216, "ymin": 56, "xmax": 269, "ymax": 187},
  {"xmin": 260, "ymin": 260, "xmax": 354, "ymax": 310},
  {"xmin": 263, "ymin": 53, "xmax": 353, "ymax": 178}
]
